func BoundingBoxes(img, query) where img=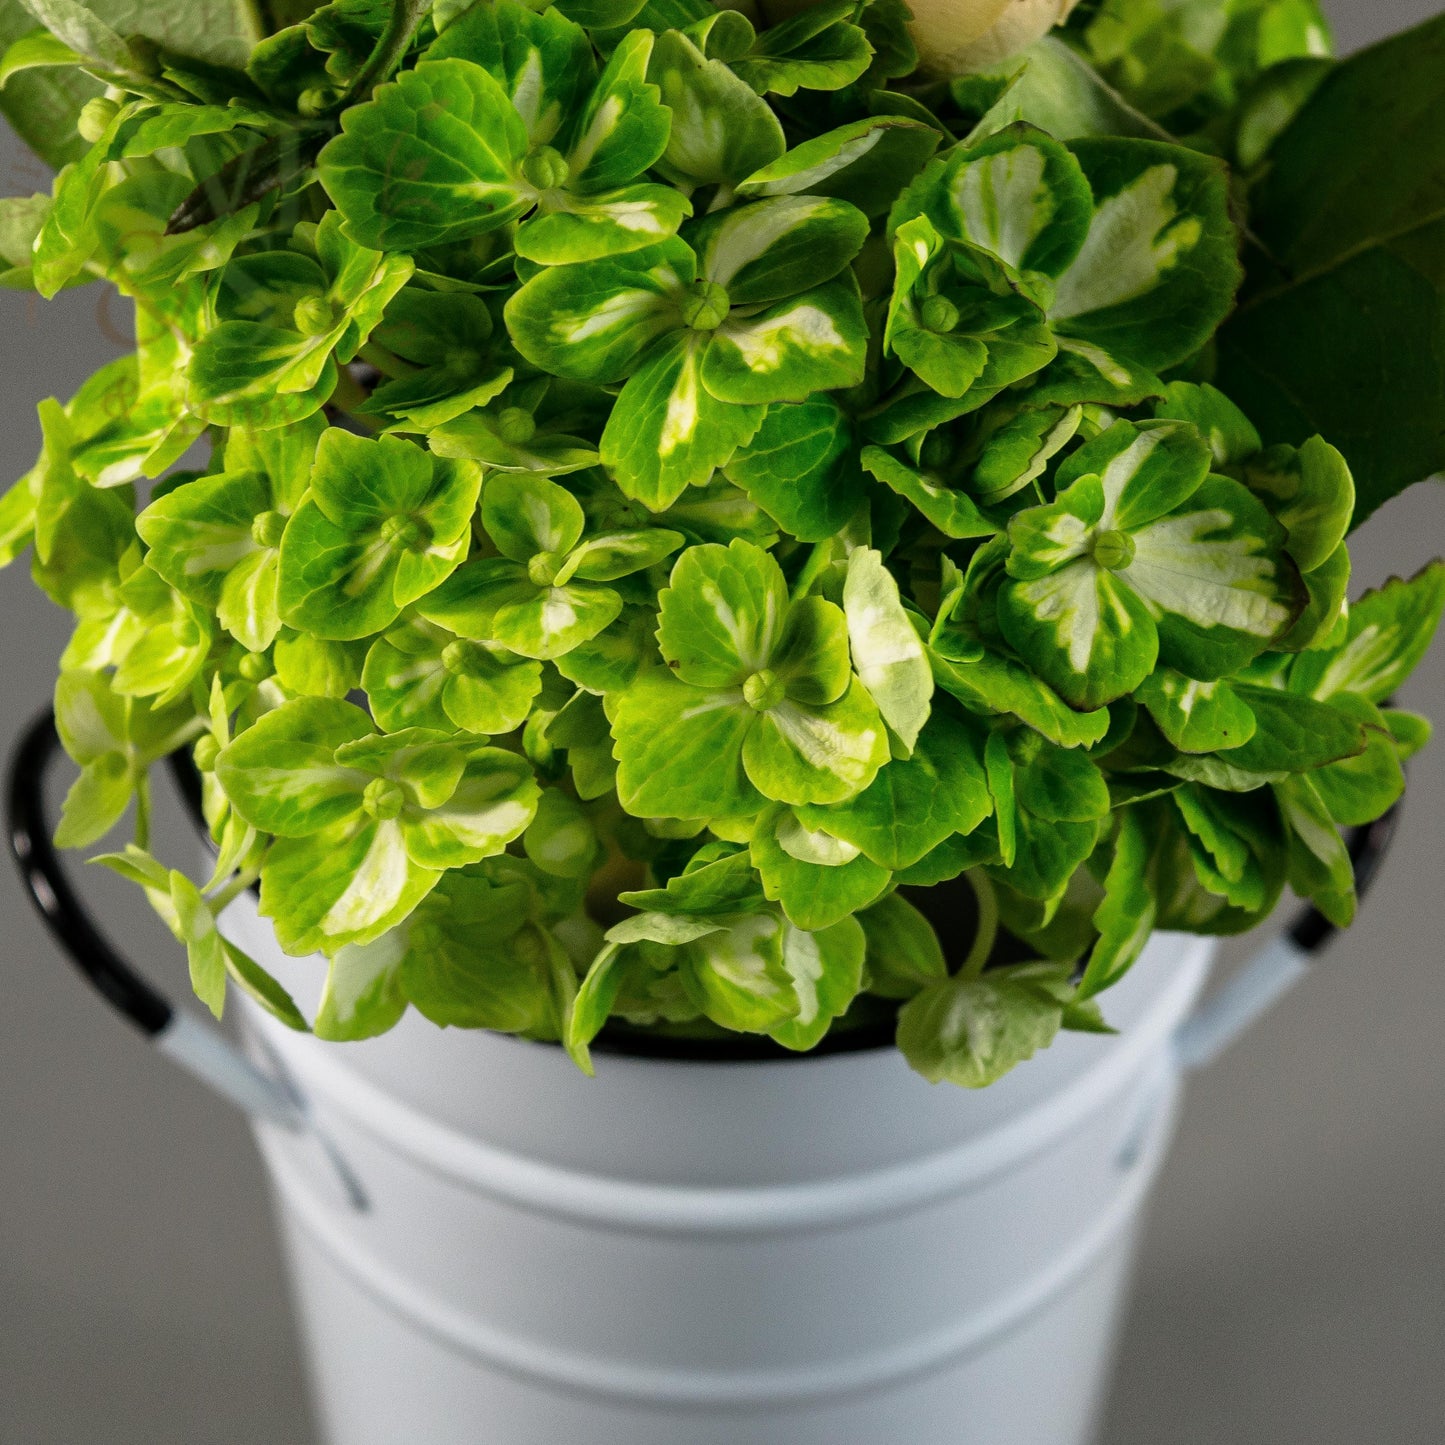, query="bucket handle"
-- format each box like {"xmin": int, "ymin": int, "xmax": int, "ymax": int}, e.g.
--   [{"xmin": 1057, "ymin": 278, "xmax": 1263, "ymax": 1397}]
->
[
  {"xmin": 1171, "ymin": 802, "xmax": 1400, "ymax": 1072},
  {"xmin": 6, "ymin": 705, "xmax": 1400, "ymax": 1151},
  {"xmin": 6, "ymin": 710, "xmax": 367, "ymax": 1211}
]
